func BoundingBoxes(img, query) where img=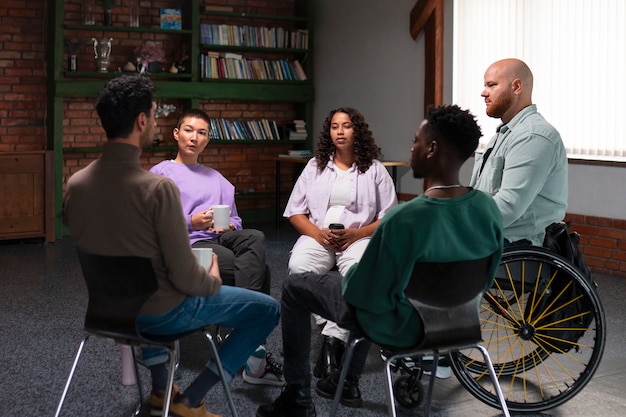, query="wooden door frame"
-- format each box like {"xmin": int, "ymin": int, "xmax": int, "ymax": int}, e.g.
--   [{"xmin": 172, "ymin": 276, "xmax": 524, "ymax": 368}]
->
[{"xmin": 410, "ymin": 0, "xmax": 444, "ymax": 111}]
